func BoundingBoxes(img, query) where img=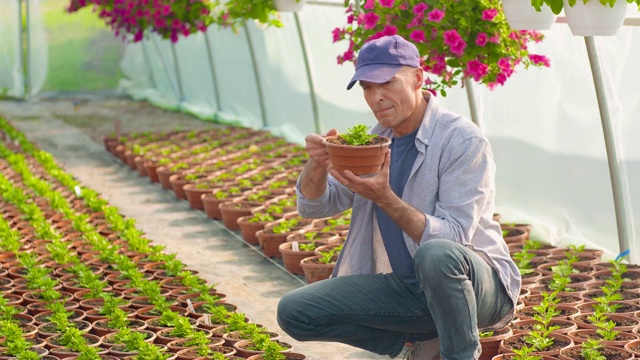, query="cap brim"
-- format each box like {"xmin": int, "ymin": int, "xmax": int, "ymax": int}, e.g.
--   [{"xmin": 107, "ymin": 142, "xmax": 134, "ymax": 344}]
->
[{"xmin": 346, "ymin": 64, "xmax": 404, "ymax": 90}]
